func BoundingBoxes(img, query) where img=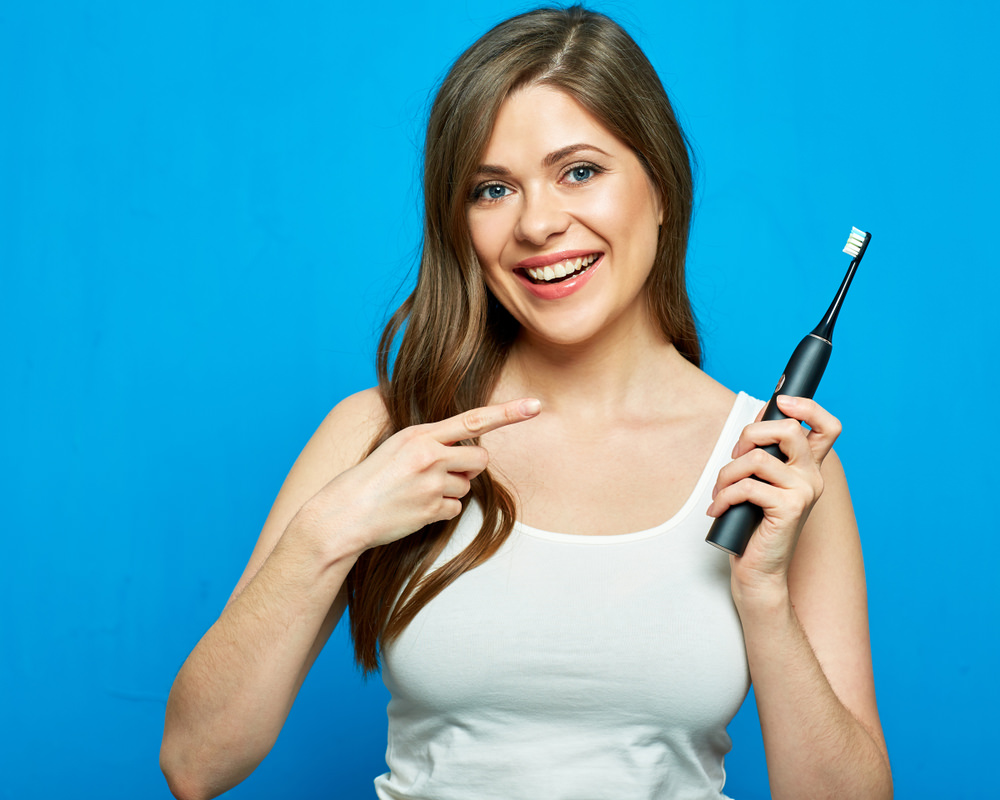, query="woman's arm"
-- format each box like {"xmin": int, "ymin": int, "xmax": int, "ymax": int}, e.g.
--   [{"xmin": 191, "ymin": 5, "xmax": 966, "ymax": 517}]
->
[
  {"xmin": 708, "ymin": 395, "xmax": 892, "ymax": 799},
  {"xmin": 159, "ymin": 392, "xmax": 541, "ymax": 800},
  {"xmin": 159, "ymin": 389, "xmax": 384, "ymax": 800}
]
